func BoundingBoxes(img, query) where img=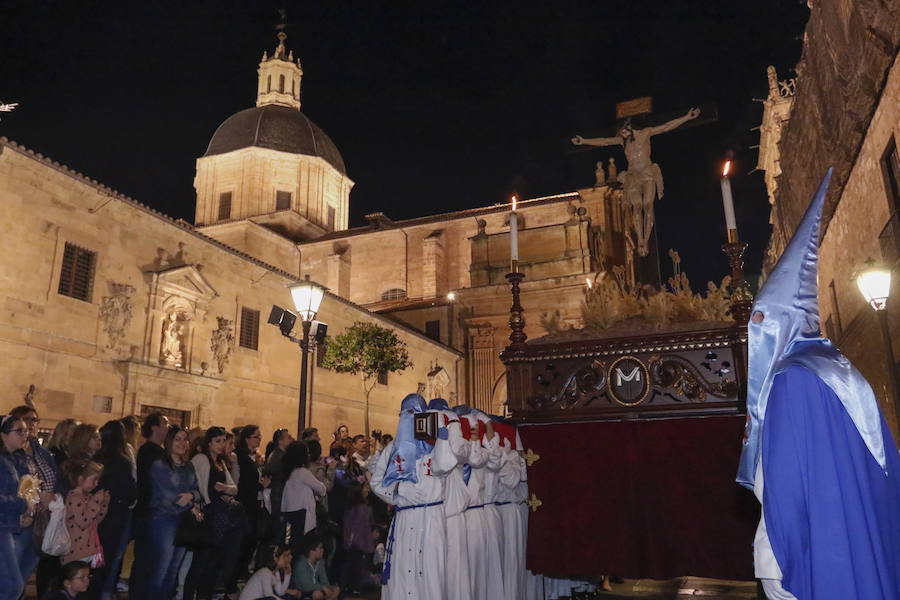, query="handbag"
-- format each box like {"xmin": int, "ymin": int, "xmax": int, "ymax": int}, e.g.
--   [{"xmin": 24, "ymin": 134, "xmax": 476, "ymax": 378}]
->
[{"xmin": 174, "ymin": 509, "xmax": 214, "ymax": 549}]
